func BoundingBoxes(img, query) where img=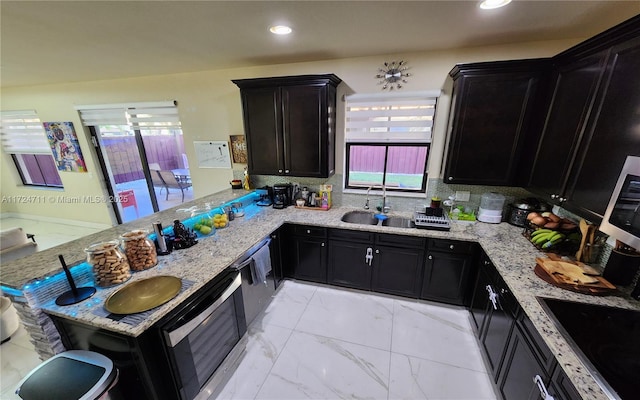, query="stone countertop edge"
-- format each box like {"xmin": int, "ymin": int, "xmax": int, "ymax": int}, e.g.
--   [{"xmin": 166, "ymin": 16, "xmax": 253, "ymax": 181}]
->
[{"xmin": 4, "ymin": 188, "xmax": 639, "ymax": 400}]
